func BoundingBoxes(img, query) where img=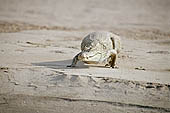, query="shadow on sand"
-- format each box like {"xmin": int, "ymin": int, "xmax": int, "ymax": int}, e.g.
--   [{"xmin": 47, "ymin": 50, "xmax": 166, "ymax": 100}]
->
[{"xmin": 32, "ymin": 59, "xmax": 89, "ymax": 69}]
